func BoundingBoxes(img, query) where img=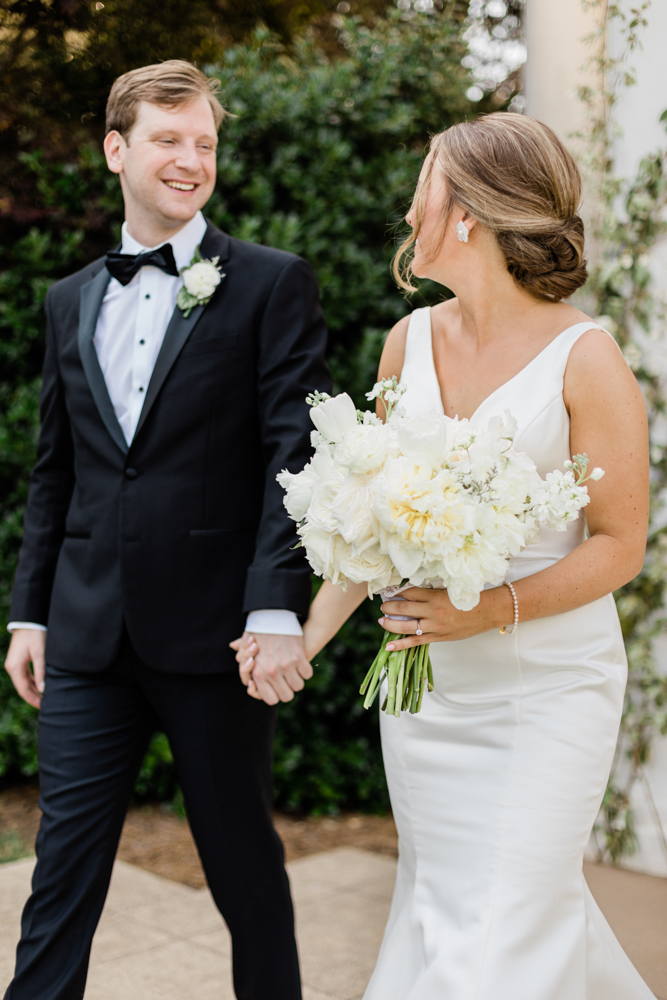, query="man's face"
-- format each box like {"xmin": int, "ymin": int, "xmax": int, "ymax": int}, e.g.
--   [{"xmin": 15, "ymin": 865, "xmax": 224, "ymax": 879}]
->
[{"xmin": 105, "ymin": 96, "xmax": 218, "ymax": 234}]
